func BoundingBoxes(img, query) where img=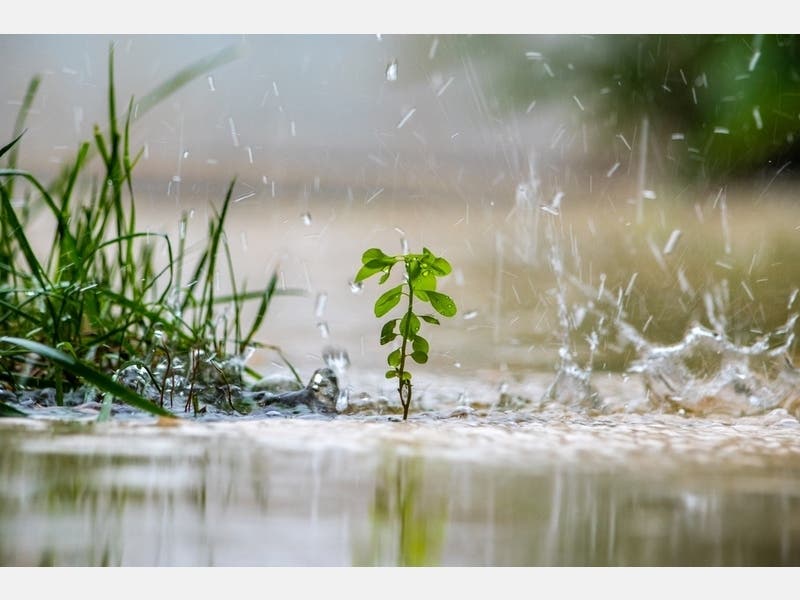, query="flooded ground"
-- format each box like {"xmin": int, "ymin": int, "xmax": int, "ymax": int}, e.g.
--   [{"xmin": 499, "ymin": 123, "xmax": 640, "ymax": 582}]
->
[{"xmin": 3, "ymin": 381, "xmax": 800, "ymax": 566}]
